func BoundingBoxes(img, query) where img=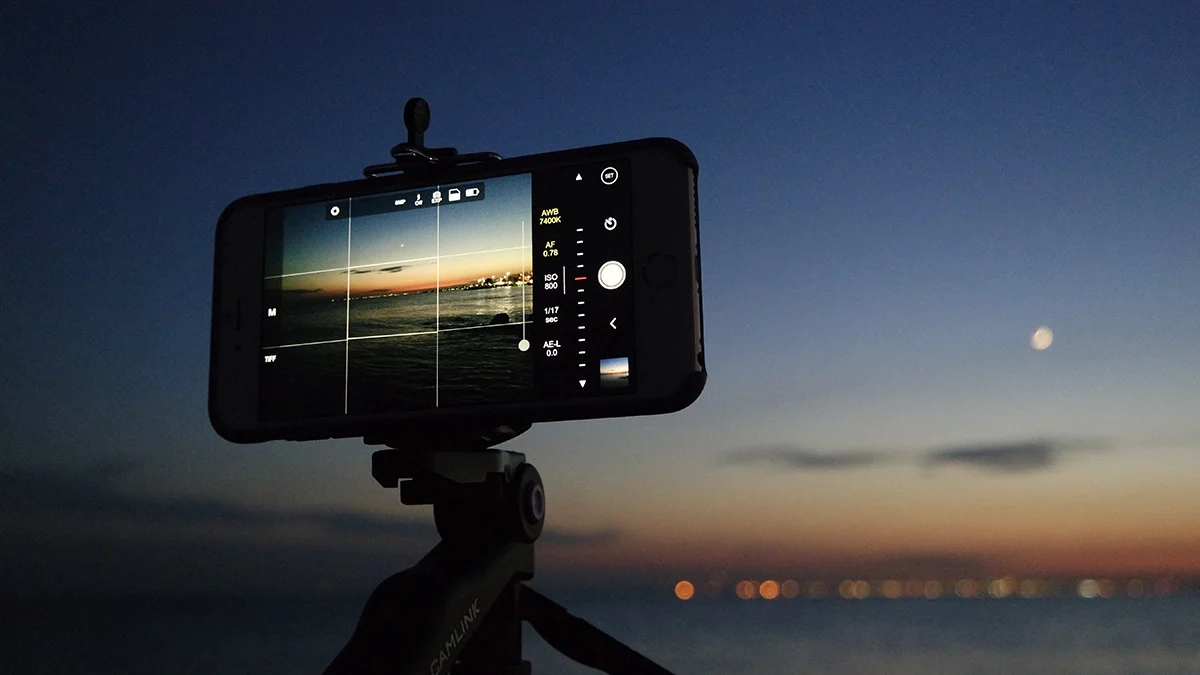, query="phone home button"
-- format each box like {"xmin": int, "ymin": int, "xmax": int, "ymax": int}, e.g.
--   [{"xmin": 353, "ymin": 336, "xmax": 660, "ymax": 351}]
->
[{"xmin": 642, "ymin": 253, "xmax": 677, "ymax": 287}]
